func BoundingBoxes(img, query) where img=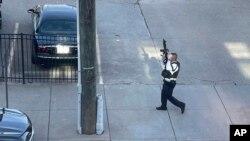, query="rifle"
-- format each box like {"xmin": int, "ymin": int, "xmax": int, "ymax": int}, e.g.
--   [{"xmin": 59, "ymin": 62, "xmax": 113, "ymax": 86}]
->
[
  {"xmin": 160, "ymin": 39, "xmax": 169, "ymax": 54},
  {"xmin": 160, "ymin": 39, "xmax": 169, "ymax": 65}
]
